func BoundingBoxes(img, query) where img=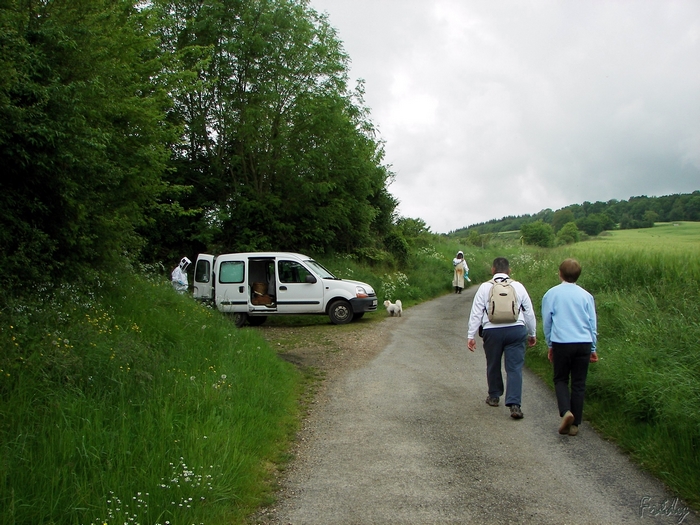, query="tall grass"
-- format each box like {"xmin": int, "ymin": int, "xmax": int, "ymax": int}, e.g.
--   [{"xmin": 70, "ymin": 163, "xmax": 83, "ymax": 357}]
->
[
  {"xmin": 512, "ymin": 234, "xmax": 700, "ymax": 509},
  {"xmin": 0, "ymin": 273, "xmax": 301, "ymax": 524}
]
